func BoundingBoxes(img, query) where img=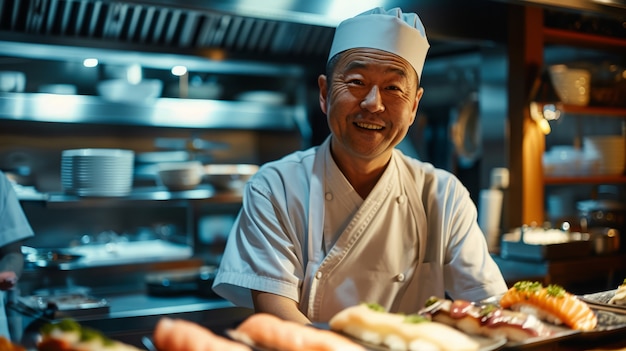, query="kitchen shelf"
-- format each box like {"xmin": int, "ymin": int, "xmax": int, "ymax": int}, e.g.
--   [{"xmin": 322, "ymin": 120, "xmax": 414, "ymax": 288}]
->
[
  {"xmin": 544, "ymin": 175, "xmax": 626, "ymax": 185},
  {"xmin": 509, "ymin": 6, "xmax": 626, "ymax": 228},
  {"xmin": 19, "ymin": 186, "xmax": 243, "ymax": 207},
  {"xmin": 543, "ymin": 27, "xmax": 626, "ymax": 51},
  {"xmin": 0, "ymin": 92, "xmax": 303, "ymax": 131},
  {"xmin": 559, "ymin": 105, "xmax": 626, "ymax": 117}
]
